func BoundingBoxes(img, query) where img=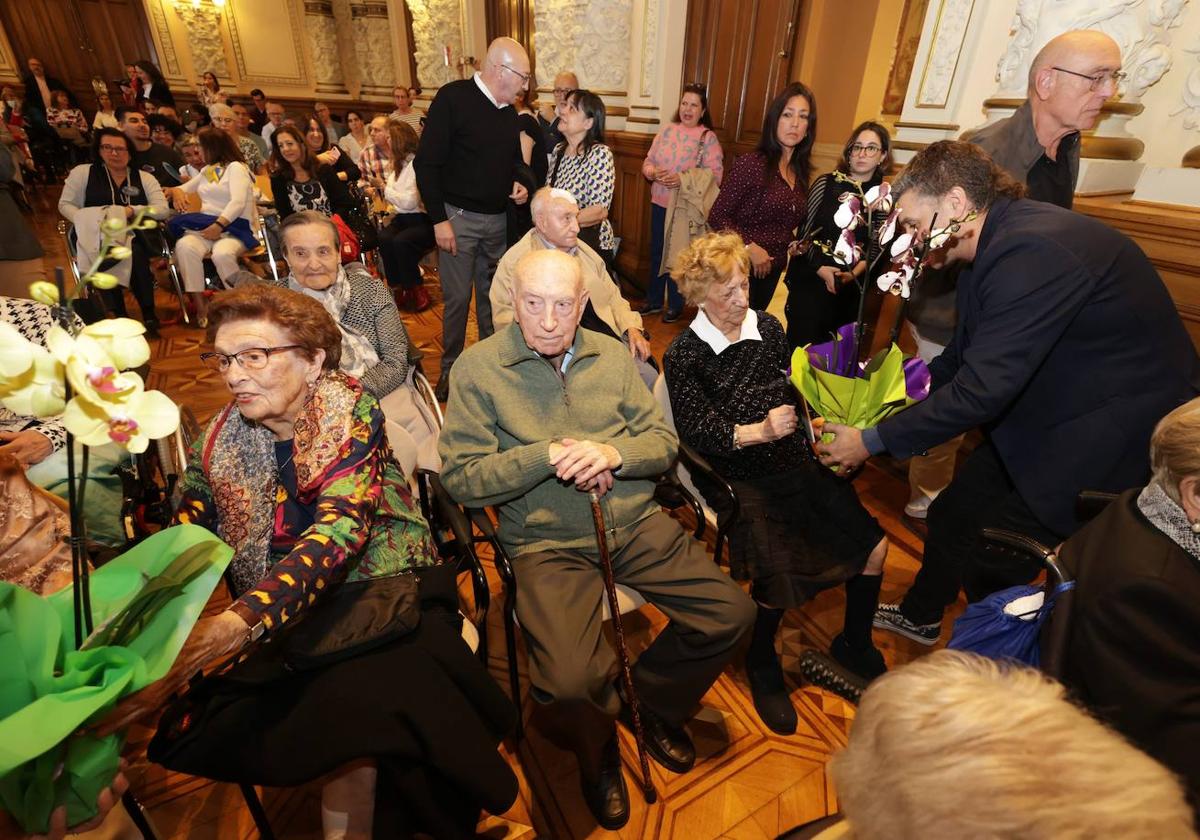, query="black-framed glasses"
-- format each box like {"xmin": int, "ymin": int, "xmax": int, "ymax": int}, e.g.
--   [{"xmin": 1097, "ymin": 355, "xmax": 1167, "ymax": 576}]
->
[
  {"xmin": 1051, "ymin": 66, "xmax": 1126, "ymax": 91},
  {"xmin": 850, "ymin": 143, "xmax": 882, "ymax": 156},
  {"xmin": 199, "ymin": 345, "xmax": 304, "ymax": 372},
  {"xmin": 498, "ymin": 63, "xmax": 531, "ymax": 84}
]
